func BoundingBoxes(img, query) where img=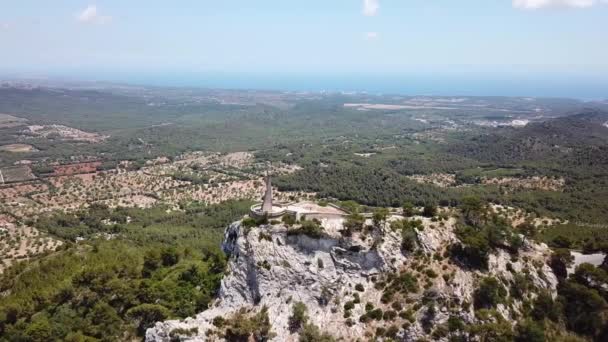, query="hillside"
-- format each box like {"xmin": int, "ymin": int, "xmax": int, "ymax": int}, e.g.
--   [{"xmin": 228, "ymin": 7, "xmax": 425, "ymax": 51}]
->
[
  {"xmin": 147, "ymin": 202, "xmax": 607, "ymax": 341},
  {"xmin": 448, "ymin": 109, "xmax": 608, "ymax": 170}
]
